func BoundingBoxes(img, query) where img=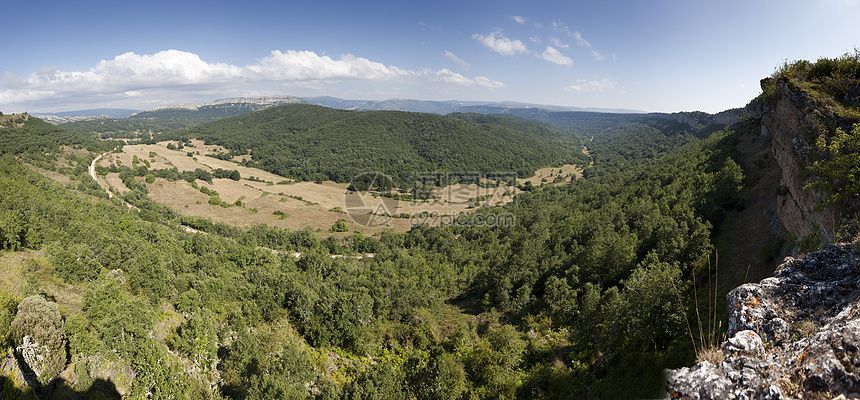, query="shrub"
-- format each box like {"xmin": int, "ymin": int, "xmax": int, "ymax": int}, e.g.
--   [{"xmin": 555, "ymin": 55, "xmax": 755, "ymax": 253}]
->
[
  {"xmin": 10, "ymin": 295, "xmax": 67, "ymax": 385},
  {"xmin": 805, "ymin": 123, "xmax": 860, "ymax": 206},
  {"xmin": 331, "ymin": 219, "xmax": 349, "ymax": 232},
  {"xmin": 0, "ymin": 290, "xmax": 17, "ymax": 350}
]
